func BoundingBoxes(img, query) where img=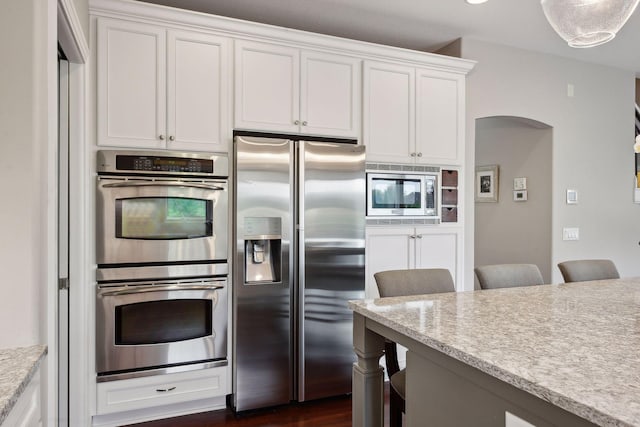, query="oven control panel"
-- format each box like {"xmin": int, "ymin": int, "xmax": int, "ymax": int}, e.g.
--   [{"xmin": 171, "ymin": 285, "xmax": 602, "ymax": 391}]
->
[
  {"xmin": 117, "ymin": 155, "xmax": 213, "ymax": 173},
  {"xmin": 97, "ymin": 150, "xmax": 228, "ymax": 178}
]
